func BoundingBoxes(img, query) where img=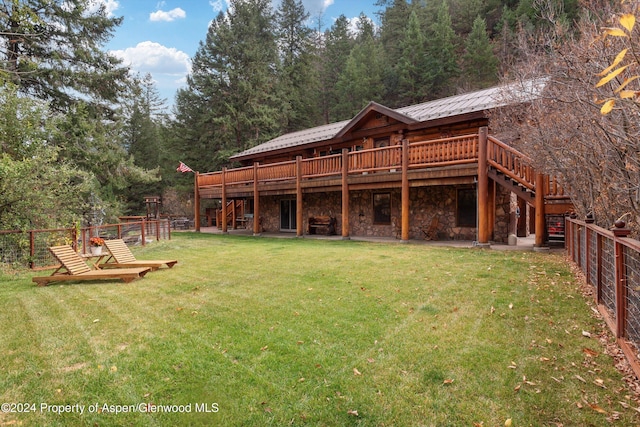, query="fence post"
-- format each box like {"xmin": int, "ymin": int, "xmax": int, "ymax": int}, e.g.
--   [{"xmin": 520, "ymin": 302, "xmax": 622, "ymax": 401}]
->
[
  {"xmin": 613, "ymin": 220, "xmax": 631, "ymax": 338},
  {"xmin": 140, "ymin": 220, "xmax": 146, "ymax": 246},
  {"xmin": 29, "ymin": 230, "xmax": 35, "ymax": 269}
]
